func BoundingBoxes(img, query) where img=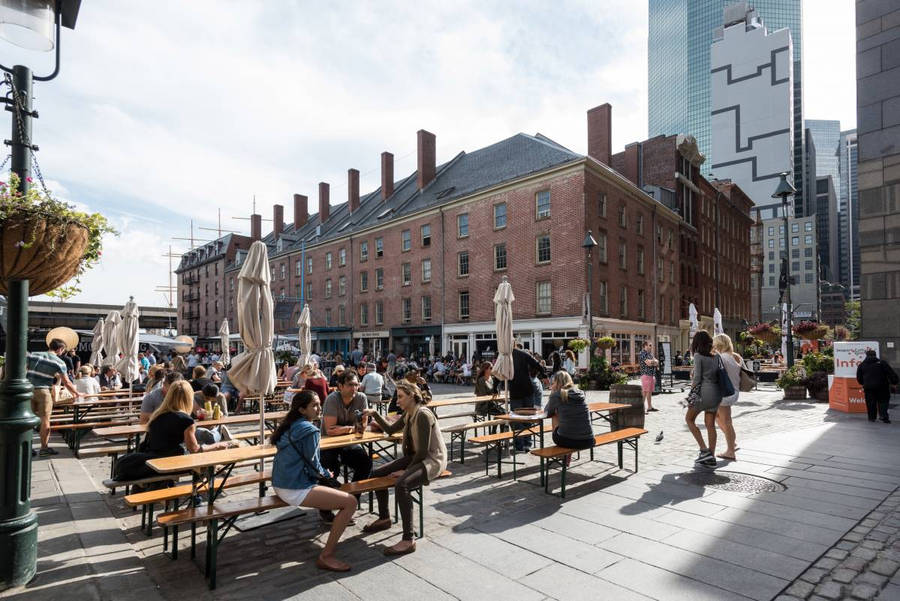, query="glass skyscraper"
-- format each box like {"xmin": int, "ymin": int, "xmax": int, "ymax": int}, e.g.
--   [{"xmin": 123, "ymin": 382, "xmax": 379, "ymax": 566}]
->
[
  {"xmin": 648, "ymin": 0, "xmax": 804, "ymax": 202},
  {"xmin": 806, "ymin": 119, "xmax": 842, "ymax": 189}
]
